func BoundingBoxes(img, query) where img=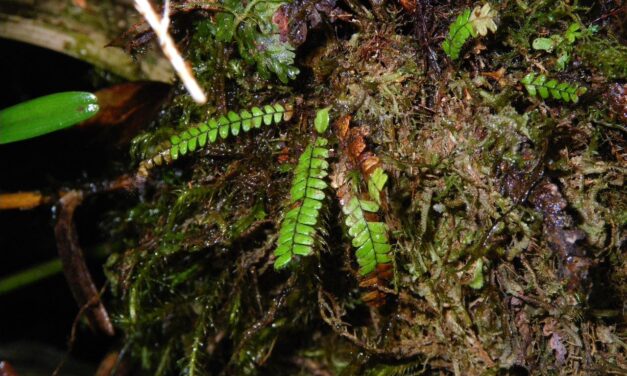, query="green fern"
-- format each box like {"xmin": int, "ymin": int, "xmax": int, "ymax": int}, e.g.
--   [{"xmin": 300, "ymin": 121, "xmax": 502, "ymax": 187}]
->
[
  {"xmin": 442, "ymin": 4, "xmax": 498, "ymax": 60},
  {"xmin": 367, "ymin": 167, "xmax": 388, "ymax": 205},
  {"xmin": 138, "ymin": 103, "xmax": 293, "ymax": 176},
  {"xmin": 342, "ymin": 195, "xmax": 392, "ymax": 276},
  {"xmin": 520, "ymin": 73, "xmax": 587, "ymax": 103},
  {"xmin": 442, "ymin": 9, "xmax": 474, "ymax": 60},
  {"xmin": 274, "ymin": 137, "xmax": 330, "ymax": 270}
]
